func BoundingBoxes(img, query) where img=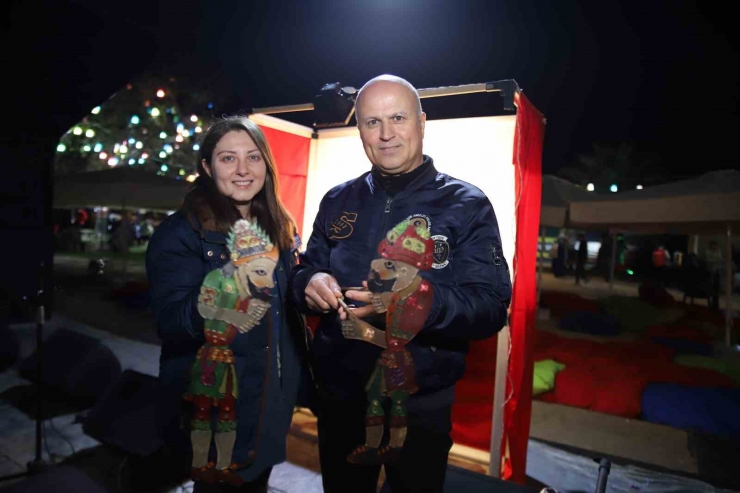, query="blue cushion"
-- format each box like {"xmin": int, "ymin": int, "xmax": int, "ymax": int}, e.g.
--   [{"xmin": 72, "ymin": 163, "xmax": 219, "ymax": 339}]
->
[
  {"xmin": 651, "ymin": 337, "xmax": 714, "ymax": 356},
  {"xmin": 558, "ymin": 311, "xmax": 619, "ymax": 336},
  {"xmin": 641, "ymin": 383, "xmax": 740, "ymax": 440}
]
